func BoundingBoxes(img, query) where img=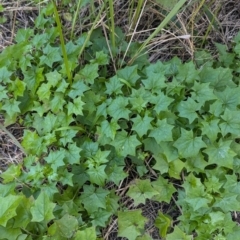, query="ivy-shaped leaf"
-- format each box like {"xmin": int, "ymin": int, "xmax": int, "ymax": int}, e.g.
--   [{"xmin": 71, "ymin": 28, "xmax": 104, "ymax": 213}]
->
[
  {"xmin": 155, "ymin": 211, "xmax": 172, "ymax": 238},
  {"xmin": 39, "ymin": 44, "xmax": 62, "ymax": 68},
  {"xmin": 30, "ymin": 191, "xmax": 56, "ymax": 222},
  {"xmin": 0, "ymin": 195, "xmax": 22, "ymax": 227},
  {"xmin": 67, "ymin": 96, "xmax": 85, "ymax": 116},
  {"xmin": 151, "ymin": 176, "xmax": 176, "ymax": 203},
  {"xmin": 44, "ymin": 149, "xmax": 65, "ymax": 171},
  {"xmin": 177, "ymin": 98, "xmax": 201, "ymax": 123},
  {"xmin": 112, "ymin": 130, "xmax": 141, "ymax": 157},
  {"xmin": 149, "ymin": 119, "xmax": 174, "ymax": 143},
  {"xmin": 203, "ymin": 139, "xmax": 236, "ymax": 169},
  {"xmin": 118, "ymin": 210, "xmax": 147, "ymax": 240},
  {"xmin": 132, "ymin": 114, "xmax": 153, "ymax": 138},
  {"xmin": 126, "ymin": 179, "xmax": 158, "ymax": 206},
  {"xmin": 80, "ymin": 184, "xmax": 109, "ymax": 214},
  {"xmin": 107, "ymin": 97, "xmax": 130, "ymax": 120},
  {"xmin": 117, "ymin": 65, "xmax": 140, "ymax": 86},
  {"xmin": 173, "ymin": 129, "xmax": 206, "ymax": 158},
  {"xmin": 166, "ymin": 226, "xmax": 193, "ymax": 240}
]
